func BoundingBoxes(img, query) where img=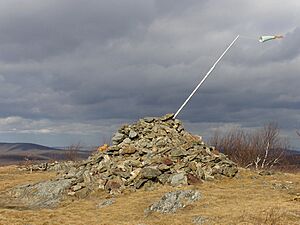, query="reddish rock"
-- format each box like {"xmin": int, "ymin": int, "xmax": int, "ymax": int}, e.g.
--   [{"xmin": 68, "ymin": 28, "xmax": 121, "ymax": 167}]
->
[
  {"xmin": 105, "ymin": 177, "xmax": 123, "ymax": 191},
  {"xmin": 187, "ymin": 174, "xmax": 202, "ymax": 185},
  {"xmin": 162, "ymin": 158, "xmax": 173, "ymax": 166}
]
